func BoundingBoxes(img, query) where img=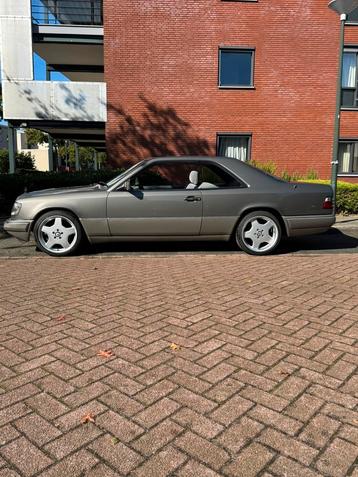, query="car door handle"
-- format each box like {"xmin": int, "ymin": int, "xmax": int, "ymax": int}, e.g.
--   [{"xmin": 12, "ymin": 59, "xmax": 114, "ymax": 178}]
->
[{"xmin": 185, "ymin": 196, "xmax": 201, "ymax": 202}]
